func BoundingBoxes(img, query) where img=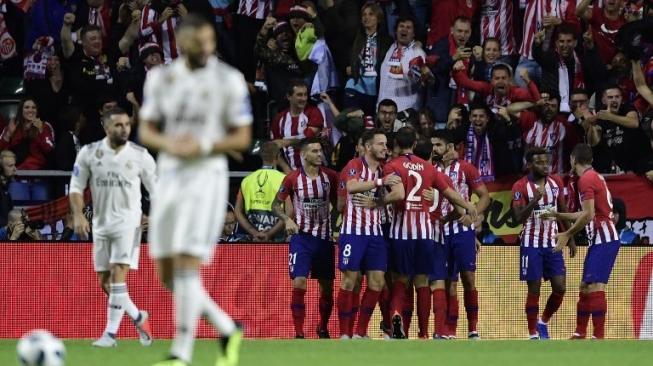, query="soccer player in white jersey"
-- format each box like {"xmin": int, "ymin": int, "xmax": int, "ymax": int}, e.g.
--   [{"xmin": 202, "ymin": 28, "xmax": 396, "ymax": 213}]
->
[
  {"xmin": 138, "ymin": 14, "xmax": 252, "ymax": 366},
  {"xmin": 69, "ymin": 107, "xmax": 156, "ymax": 348}
]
